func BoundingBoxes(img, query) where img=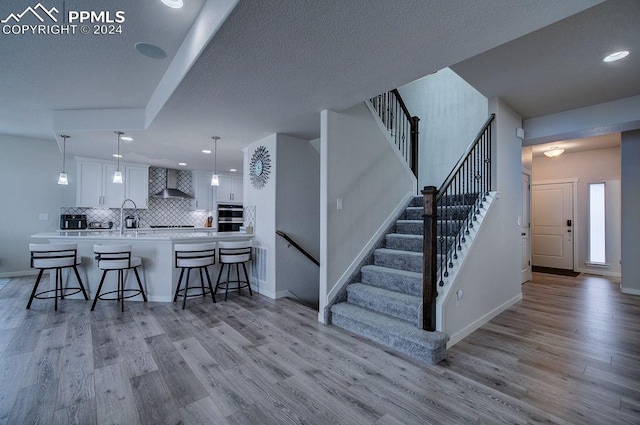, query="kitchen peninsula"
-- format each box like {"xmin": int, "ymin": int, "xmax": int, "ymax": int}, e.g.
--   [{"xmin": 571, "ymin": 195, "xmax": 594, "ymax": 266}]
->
[{"xmin": 31, "ymin": 230, "xmax": 253, "ymax": 303}]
